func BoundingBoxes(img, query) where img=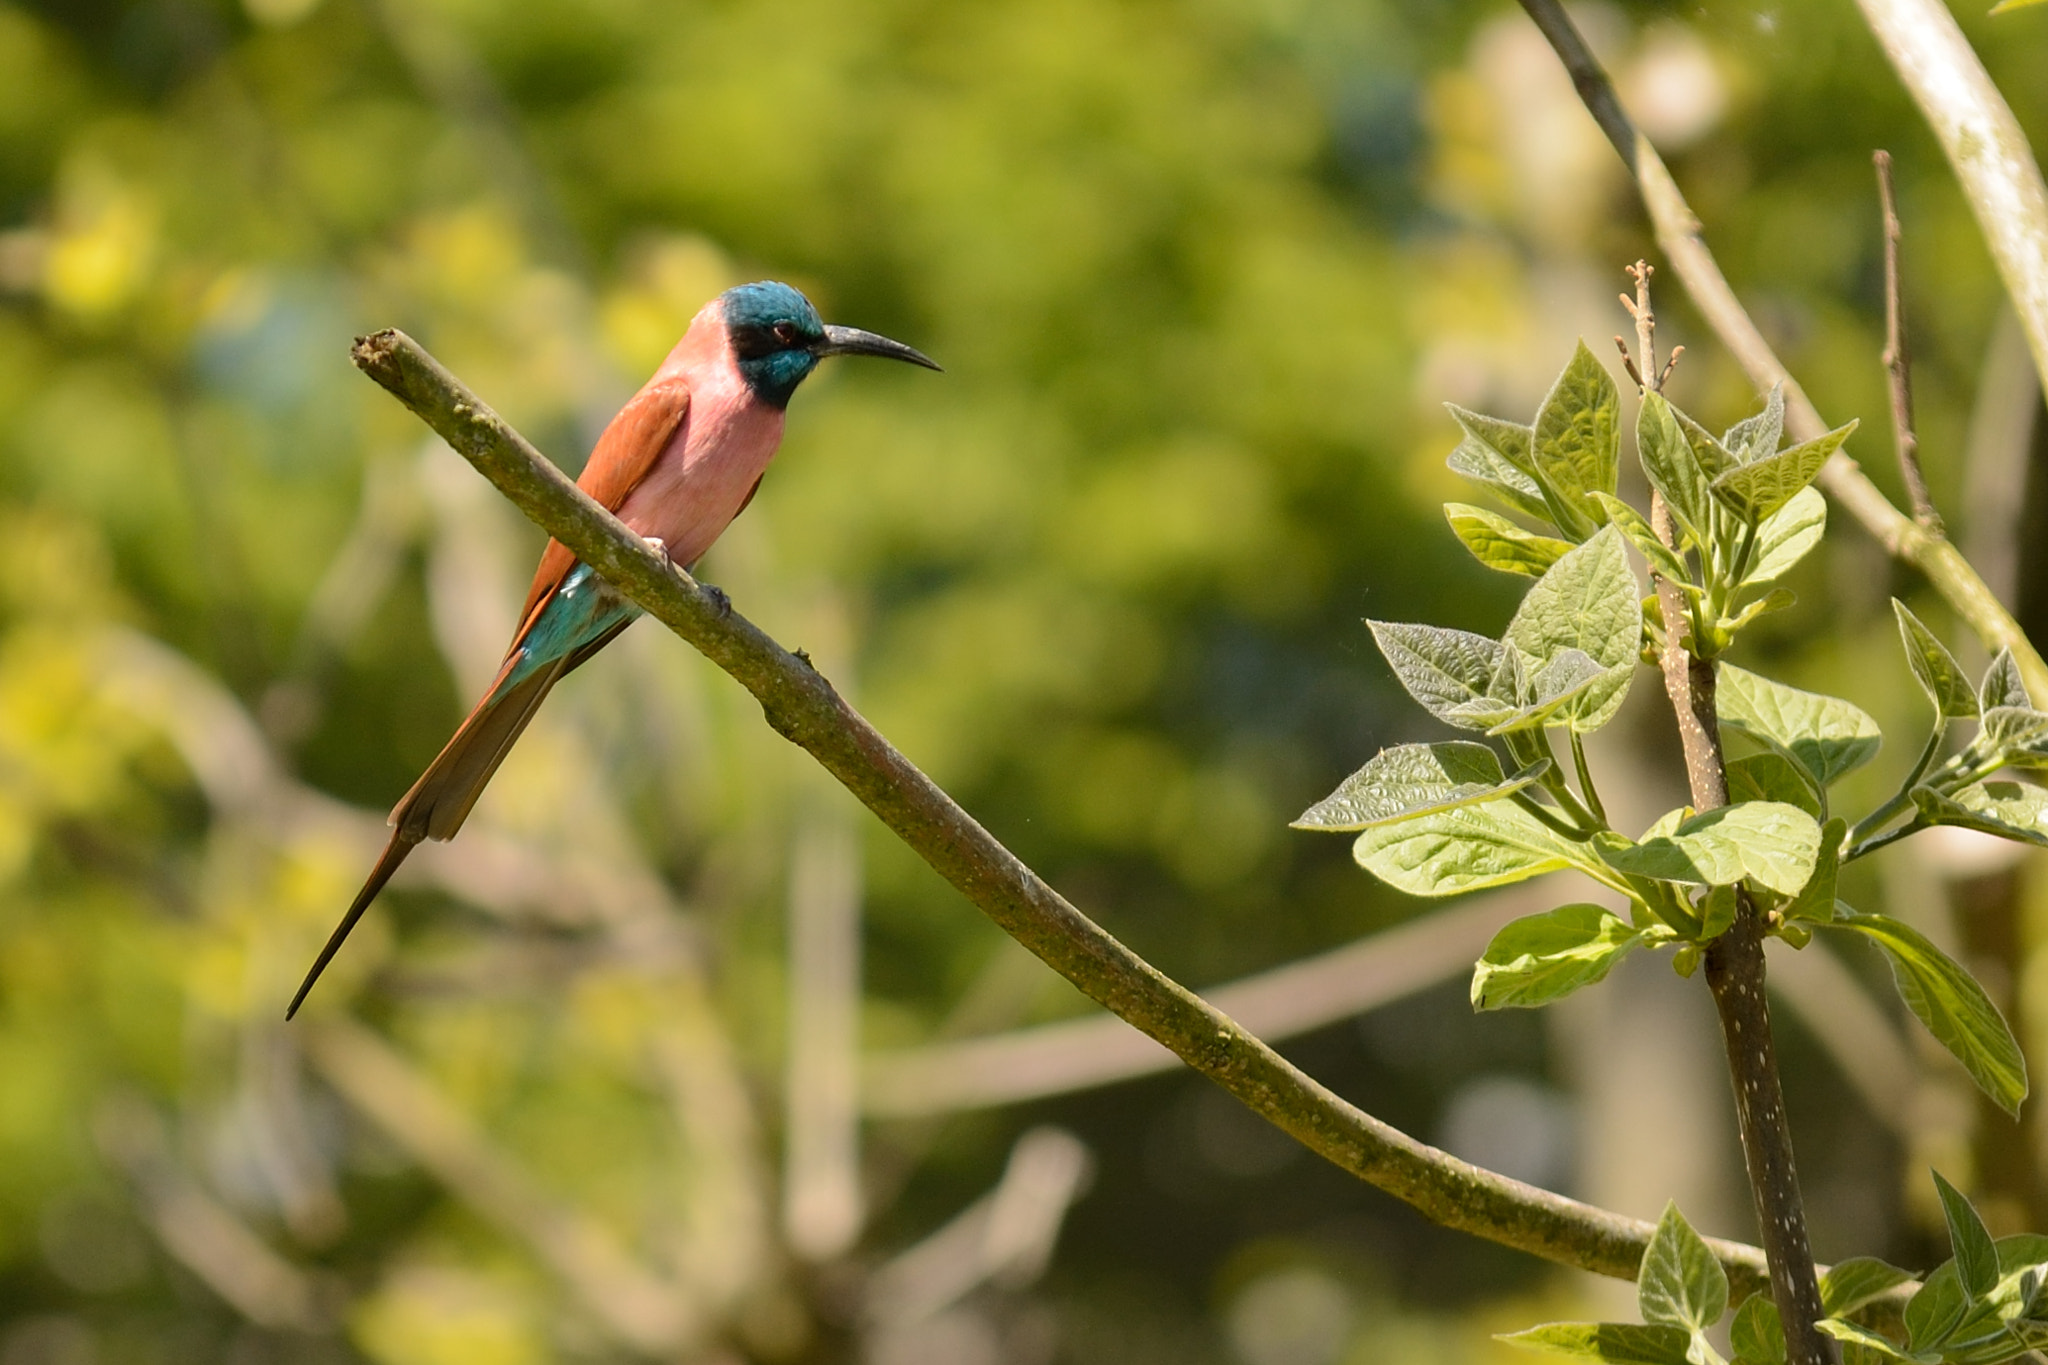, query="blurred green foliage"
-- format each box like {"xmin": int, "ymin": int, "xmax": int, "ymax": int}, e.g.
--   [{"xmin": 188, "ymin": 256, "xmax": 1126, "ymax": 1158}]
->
[{"xmin": 1, "ymin": 0, "xmax": 2047, "ymax": 1362}]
